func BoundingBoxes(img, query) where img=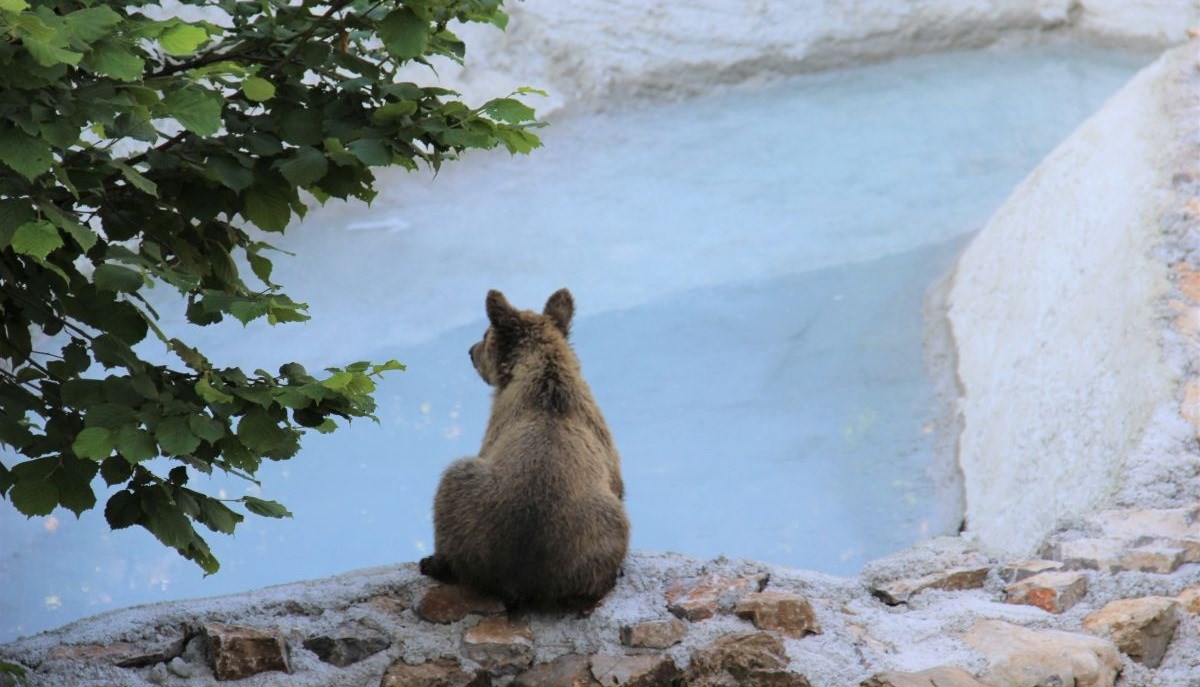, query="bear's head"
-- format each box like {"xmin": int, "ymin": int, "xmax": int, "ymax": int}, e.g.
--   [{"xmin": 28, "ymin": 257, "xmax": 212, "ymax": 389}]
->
[{"xmin": 469, "ymin": 288, "xmax": 574, "ymax": 387}]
